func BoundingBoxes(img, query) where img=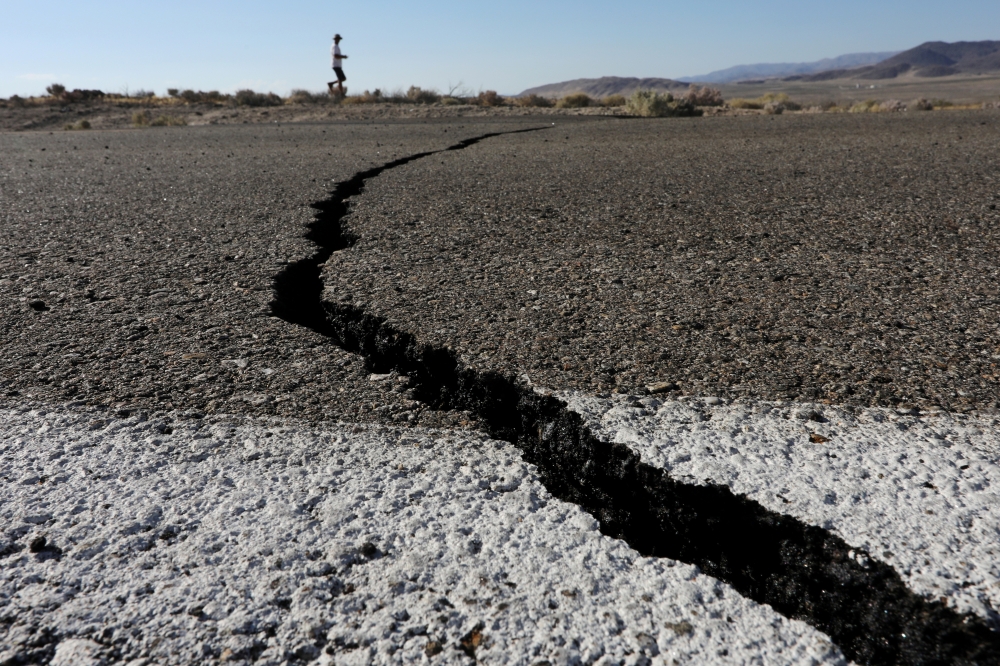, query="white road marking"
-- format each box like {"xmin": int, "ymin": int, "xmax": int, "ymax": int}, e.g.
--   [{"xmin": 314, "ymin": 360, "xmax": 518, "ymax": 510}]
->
[
  {"xmin": 0, "ymin": 407, "xmax": 844, "ymax": 664},
  {"xmin": 563, "ymin": 392, "xmax": 1000, "ymax": 623}
]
